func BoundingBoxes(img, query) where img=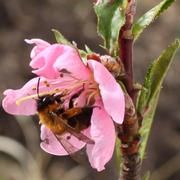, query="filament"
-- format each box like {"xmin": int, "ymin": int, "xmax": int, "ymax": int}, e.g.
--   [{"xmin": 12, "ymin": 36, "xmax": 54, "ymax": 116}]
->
[
  {"xmin": 16, "ymin": 89, "xmax": 64, "ymax": 105},
  {"xmin": 16, "ymin": 80, "xmax": 87, "ymax": 106}
]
